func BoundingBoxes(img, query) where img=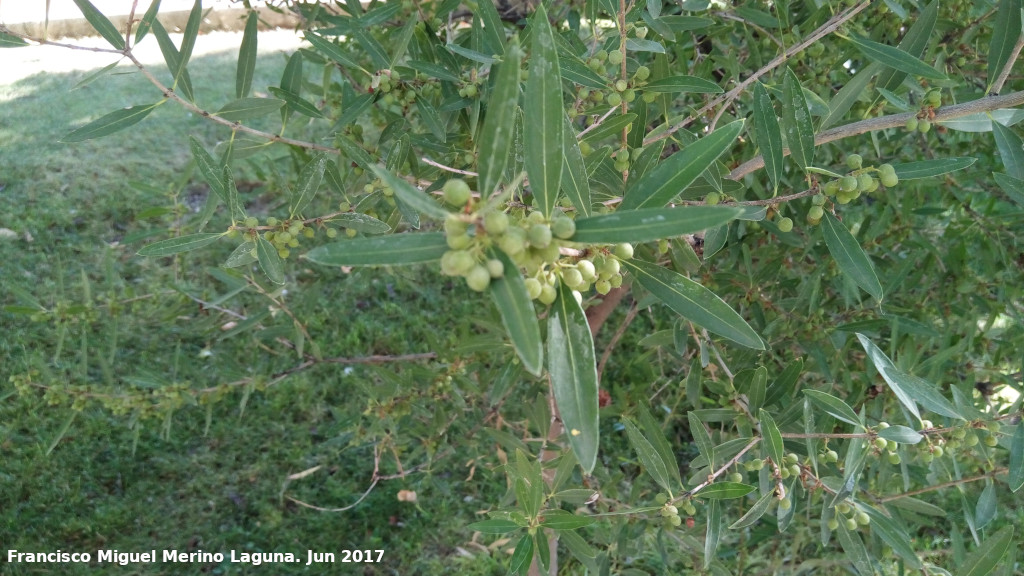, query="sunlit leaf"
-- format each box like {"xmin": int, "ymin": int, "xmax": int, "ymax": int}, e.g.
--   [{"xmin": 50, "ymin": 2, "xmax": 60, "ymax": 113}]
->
[
  {"xmin": 892, "ymin": 157, "xmax": 977, "ymax": 180},
  {"xmin": 476, "ymin": 39, "xmax": 522, "ymax": 197},
  {"xmin": 289, "ymin": 155, "xmax": 327, "ymax": 218},
  {"xmin": 71, "ymin": 0, "xmax": 126, "ymax": 50},
  {"xmin": 993, "ymin": 122, "xmax": 1024, "ymax": 180},
  {"xmin": 62, "ymin": 103, "xmax": 159, "ymax": 142},
  {"xmin": 759, "ymin": 409, "xmax": 784, "ymax": 466},
  {"xmin": 642, "ymin": 75, "xmax": 722, "ymax": 94},
  {"xmin": 696, "ymin": 482, "xmax": 756, "ymax": 499},
  {"xmin": 368, "ymin": 165, "xmax": 449, "ymax": 220},
  {"xmin": 622, "ymin": 417, "xmax": 673, "ymax": 493},
  {"xmin": 1010, "ymin": 425, "xmax": 1024, "ymax": 492},
  {"xmin": 214, "ymin": 98, "xmax": 286, "ymax": 121},
  {"xmin": 572, "ymin": 206, "xmax": 742, "ymax": 244},
  {"xmin": 236, "ymin": 11, "xmax": 258, "ymax": 98},
  {"xmin": 524, "ymin": 3, "xmax": 563, "ymax": 217},
  {"xmin": 729, "ymin": 490, "xmax": 775, "ymax": 529},
  {"xmin": 488, "ymin": 250, "xmax": 543, "ymax": 377},
  {"xmin": 988, "ymin": 0, "xmax": 1023, "ymax": 89}
]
